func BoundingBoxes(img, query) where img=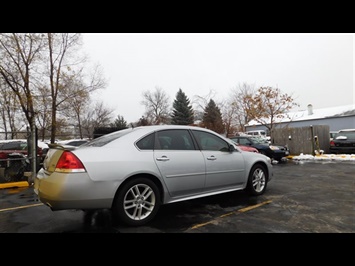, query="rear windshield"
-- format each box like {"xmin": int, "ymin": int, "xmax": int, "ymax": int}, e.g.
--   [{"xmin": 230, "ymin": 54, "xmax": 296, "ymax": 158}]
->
[
  {"xmin": 80, "ymin": 128, "xmax": 139, "ymax": 147},
  {"xmin": 335, "ymin": 131, "xmax": 355, "ymax": 139},
  {"xmin": 0, "ymin": 141, "xmax": 27, "ymax": 150}
]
